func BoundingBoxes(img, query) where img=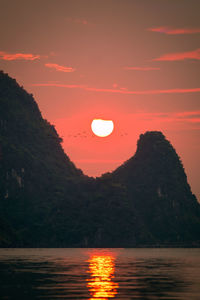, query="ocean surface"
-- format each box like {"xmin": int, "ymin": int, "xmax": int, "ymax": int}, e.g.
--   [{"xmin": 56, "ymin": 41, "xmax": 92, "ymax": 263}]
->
[{"xmin": 0, "ymin": 248, "xmax": 200, "ymax": 299}]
